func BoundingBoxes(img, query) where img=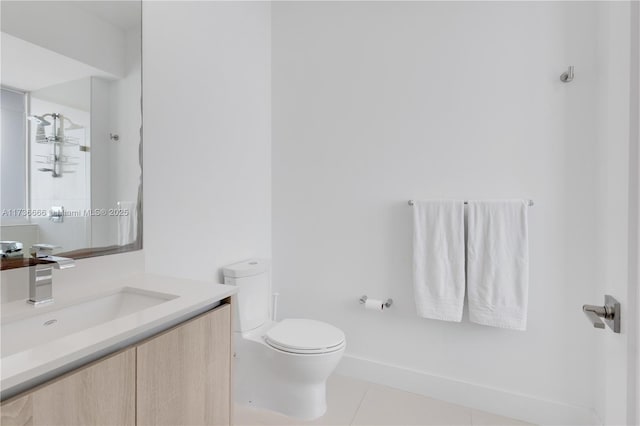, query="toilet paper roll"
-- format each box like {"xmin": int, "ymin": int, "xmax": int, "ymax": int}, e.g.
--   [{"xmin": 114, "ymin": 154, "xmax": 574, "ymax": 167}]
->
[{"xmin": 364, "ymin": 298, "xmax": 384, "ymax": 311}]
